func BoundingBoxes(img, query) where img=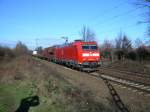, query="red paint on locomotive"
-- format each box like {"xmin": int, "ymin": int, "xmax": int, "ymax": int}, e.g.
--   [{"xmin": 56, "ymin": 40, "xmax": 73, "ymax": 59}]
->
[
  {"xmin": 41, "ymin": 40, "xmax": 100, "ymax": 69},
  {"xmin": 42, "ymin": 47, "xmax": 55, "ymax": 61}
]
